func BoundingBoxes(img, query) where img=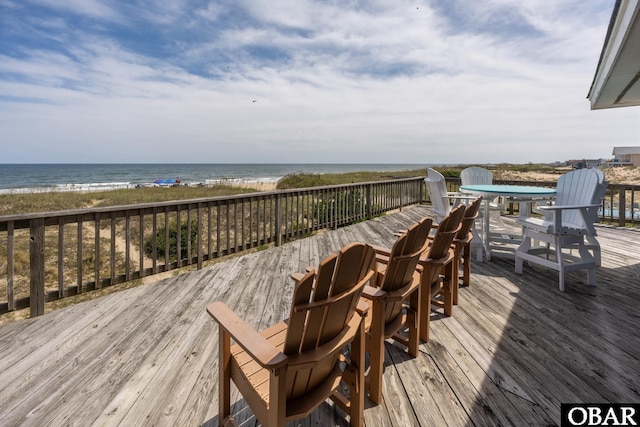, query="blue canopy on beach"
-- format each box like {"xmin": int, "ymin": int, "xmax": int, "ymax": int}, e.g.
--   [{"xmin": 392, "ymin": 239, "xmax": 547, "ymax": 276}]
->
[{"xmin": 153, "ymin": 178, "xmax": 178, "ymax": 185}]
